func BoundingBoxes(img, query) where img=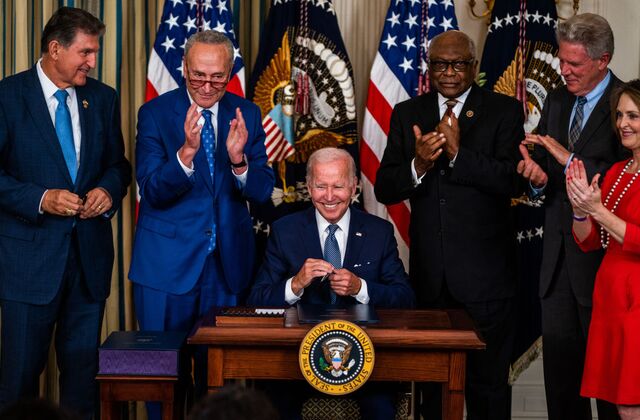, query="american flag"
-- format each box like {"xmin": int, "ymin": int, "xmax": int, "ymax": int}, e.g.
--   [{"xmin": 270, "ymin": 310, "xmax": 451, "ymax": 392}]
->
[
  {"xmin": 145, "ymin": 0, "xmax": 245, "ymax": 102},
  {"xmin": 360, "ymin": 0, "xmax": 458, "ymax": 268}
]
